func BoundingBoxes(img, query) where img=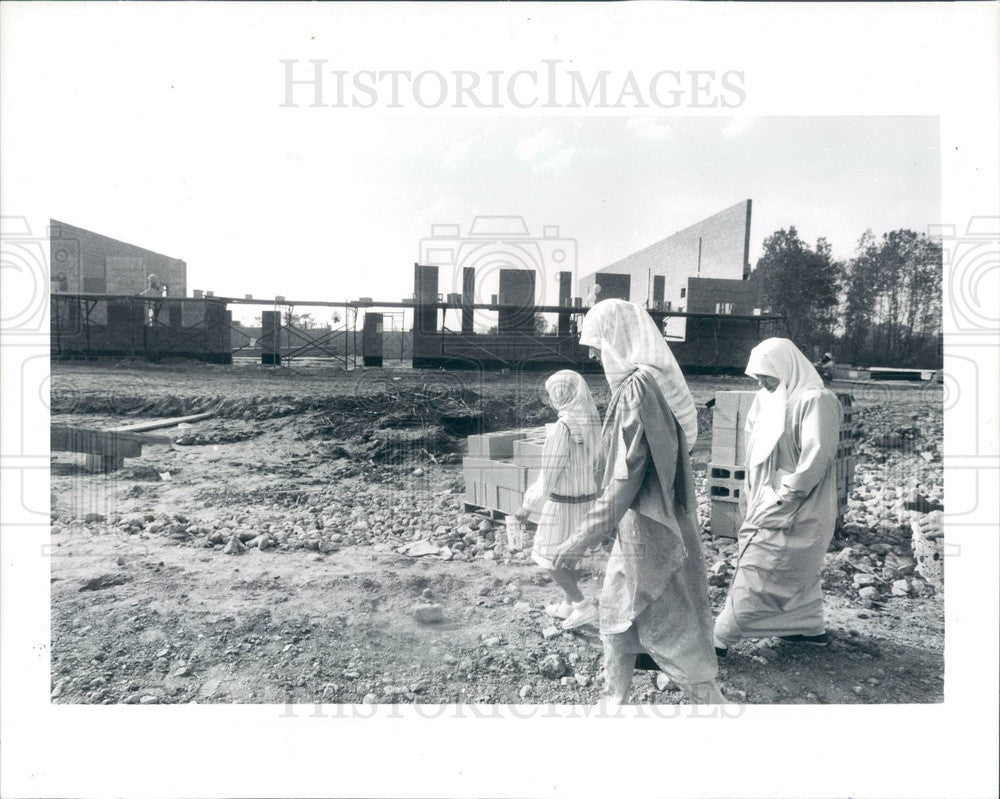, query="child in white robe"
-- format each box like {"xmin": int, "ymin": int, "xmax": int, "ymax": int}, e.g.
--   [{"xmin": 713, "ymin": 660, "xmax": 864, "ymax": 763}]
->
[{"xmin": 515, "ymin": 370, "xmax": 602, "ymax": 630}]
